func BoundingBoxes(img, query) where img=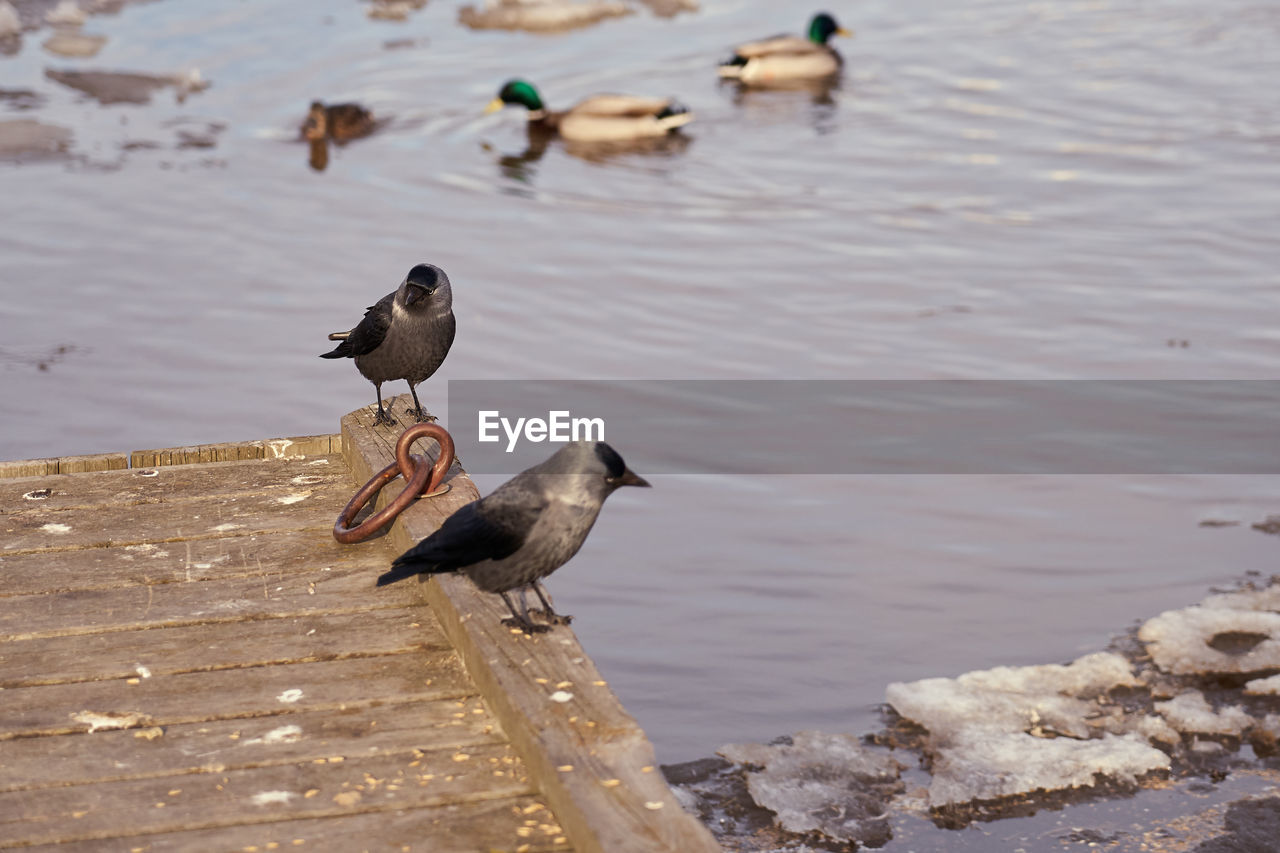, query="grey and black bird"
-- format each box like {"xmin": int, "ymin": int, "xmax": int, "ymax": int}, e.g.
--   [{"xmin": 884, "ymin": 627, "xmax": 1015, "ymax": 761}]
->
[
  {"xmin": 321, "ymin": 263, "xmax": 456, "ymax": 426},
  {"xmin": 376, "ymin": 441, "xmax": 650, "ymax": 633}
]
